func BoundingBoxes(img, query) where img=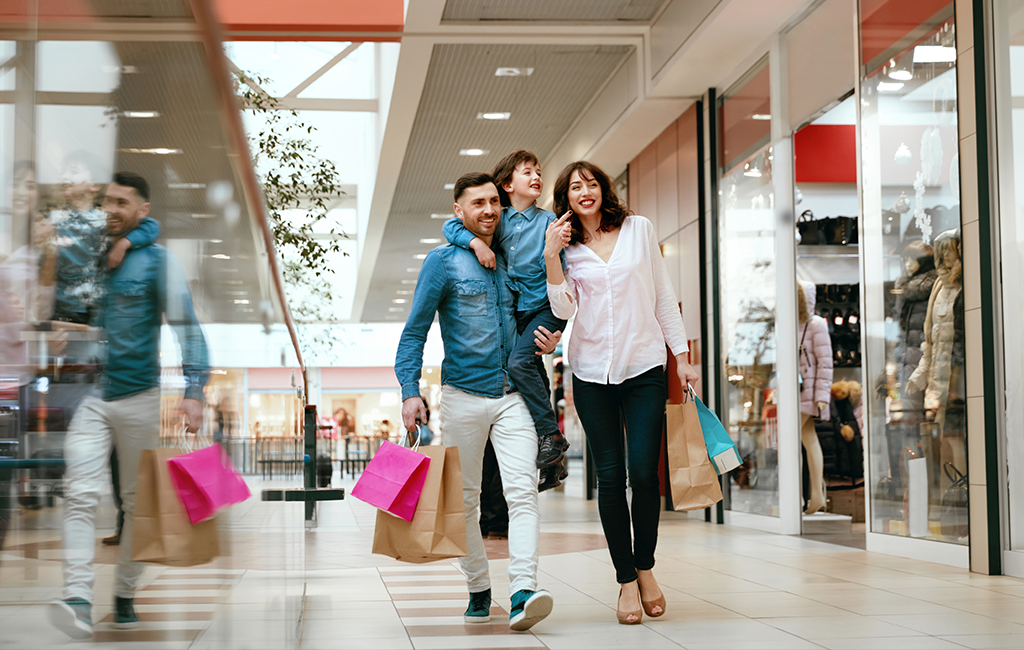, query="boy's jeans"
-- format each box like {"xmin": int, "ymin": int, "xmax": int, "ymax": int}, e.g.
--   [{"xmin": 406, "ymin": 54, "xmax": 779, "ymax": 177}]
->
[{"xmin": 507, "ymin": 305, "xmax": 566, "ymax": 439}]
